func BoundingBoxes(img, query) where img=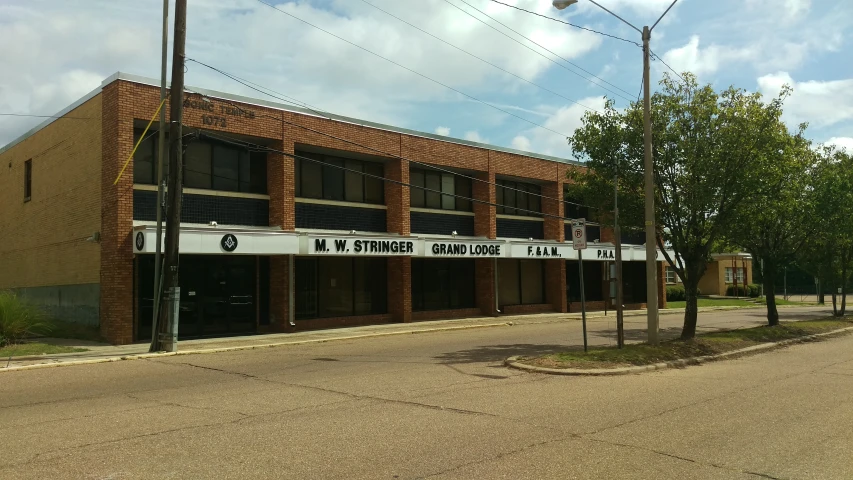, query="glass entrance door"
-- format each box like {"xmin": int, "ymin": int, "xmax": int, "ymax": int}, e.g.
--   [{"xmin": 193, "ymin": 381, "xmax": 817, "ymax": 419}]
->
[{"xmin": 137, "ymin": 255, "xmax": 259, "ymax": 340}]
